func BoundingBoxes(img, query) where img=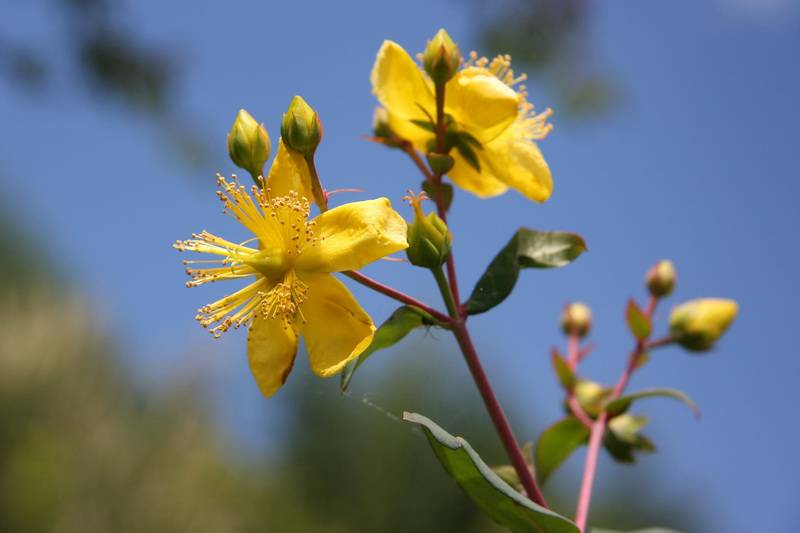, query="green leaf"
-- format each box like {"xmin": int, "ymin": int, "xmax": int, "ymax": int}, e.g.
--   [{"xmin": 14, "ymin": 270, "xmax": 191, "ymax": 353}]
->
[
  {"xmin": 550, "ymin": 349, "xmax": 576, "ymax": 390},
  {"xmin": 404, "ymin": 412, "xmax": 580, "ymax": 533},
  {"xmin": 466, "ymin": 229, "xmax": 588, "ymax": 315},
  {"xmin": 605, "ymin": 388, "xmax": 700, "ymax": 418},
  {"xmin": 625, "ymin": 299, "xmax": 651, "ymax": 340},
  {"xmin": 421, "ymin": 180, "xmax": 454, "ymax": 212},
  {"xmin": 339, "ymin": 306, "xmax": 429, "ymax": 392},
  {"xmin": 411, "ymin": 119, "xmax": 435, "ymax": 132},
  {"xmin": 534, "ymin": 417, "xmax": 590, "ymax": 484},
  {"xmin": 602, "ymin": 429, "xmax": 656, "ymax": 463},
  {"xmin": 456, "ymin": 141, "xmax": 482, "ymax": 172}
]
